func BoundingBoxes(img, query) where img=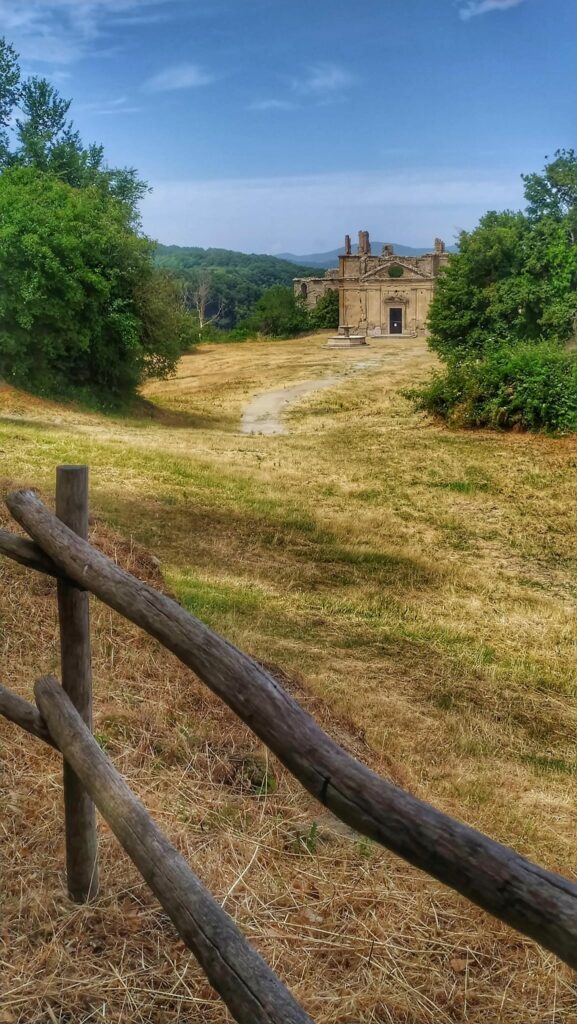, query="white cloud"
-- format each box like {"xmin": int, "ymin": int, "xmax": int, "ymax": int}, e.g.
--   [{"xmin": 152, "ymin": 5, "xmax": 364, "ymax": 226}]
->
[
  {"xmin": 140, "ymin": 169, "xmax": 525, "ymax": 251},
  {"xmin": 249, "ymin": 98, "xmax": 295, "ymax": 112},
  {"xmin": 75, "ymin": 95, "xmax": 140, "ymax": 115},
  {"xmin": 143, "ymin": 62, "xmax": 213, "ymax": 92},
  {"xmin": 252, "ymin": 63, "xmax": 355, "ymax": 114},
  {"xmin": 293, "ymin": 62, "xmax": 354, "ymax": 97},
  {"xmin": 458, "ymin": 0, "xmax": 526, "ymax": 20},
  {"xmin": 0, "ymin": 0, "xmax": 175, "ymax": 63}
]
